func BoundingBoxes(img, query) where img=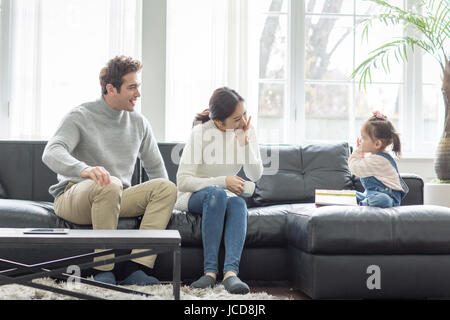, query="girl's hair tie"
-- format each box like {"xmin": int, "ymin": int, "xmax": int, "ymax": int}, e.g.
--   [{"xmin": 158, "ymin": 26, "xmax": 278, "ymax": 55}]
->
[{"xmin": 372, "ymin": 110, "xmax": 387, "ymax": 120}]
